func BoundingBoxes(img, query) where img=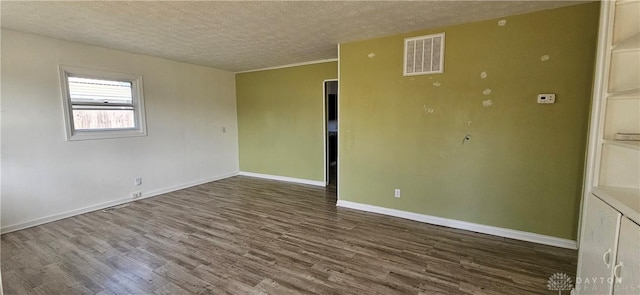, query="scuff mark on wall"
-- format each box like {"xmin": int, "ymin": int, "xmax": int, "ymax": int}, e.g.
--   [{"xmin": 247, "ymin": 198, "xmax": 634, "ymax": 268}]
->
[
  {"xmin": 540, "ymin": 55, "xmax": 550, "ymax": 62},
  {"xmin": 423, "ymin": 105, "xmax": 434, "ymax": 113},
  {"xmin": 368, "ymin": 53, "xmax": 376, "ymax": 58},
  {"xmin": 480, "ymin": 71, "xmax": 487, "ymax": 79},
  {"xmin": 498, "ymin": 19, "xmax": 507, "ymax": 26},
  {"xmin": 482, "ymin": 99, "xmax": 493, "ymax": 107},
  {"xmin": 483, "ymin": 88, "xmax": 492, "ymax": 95},
  {"xmin": 432, "ymin": 82, "xmax": 441, "ymax": 87}
]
